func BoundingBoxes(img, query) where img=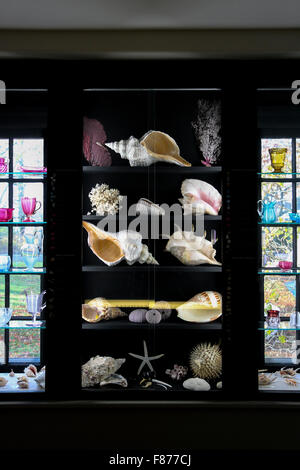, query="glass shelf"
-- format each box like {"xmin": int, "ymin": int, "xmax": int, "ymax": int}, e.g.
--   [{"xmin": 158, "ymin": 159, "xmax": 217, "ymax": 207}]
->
[
  {"xmin": 0, "ymin": 172, "xmax": 47, "ymax": 176},
  {"xmin": 0, "ymin": 221, "xmax": 46, "ymax": 225},
  {"xmin": 1, "ymin": 320, "xmax": 46, "ymax": 329},
  {"xmin": 258, "ymin": 269, "xmax": 300, "ymax": 275},
  {"xmin": 259, "ymin": 321, "xmax": 300, "ymax": 331},
  {"xmin": 0, "ymin": 268, "xmax": 46, "ymax": 274},
  {"xmin": 258, "ymin": 222, "xmax": 299, "ymax": 226},
  {"xmin": 83, "ymin": 166, "xmax": 222, "ymax": 174}
]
